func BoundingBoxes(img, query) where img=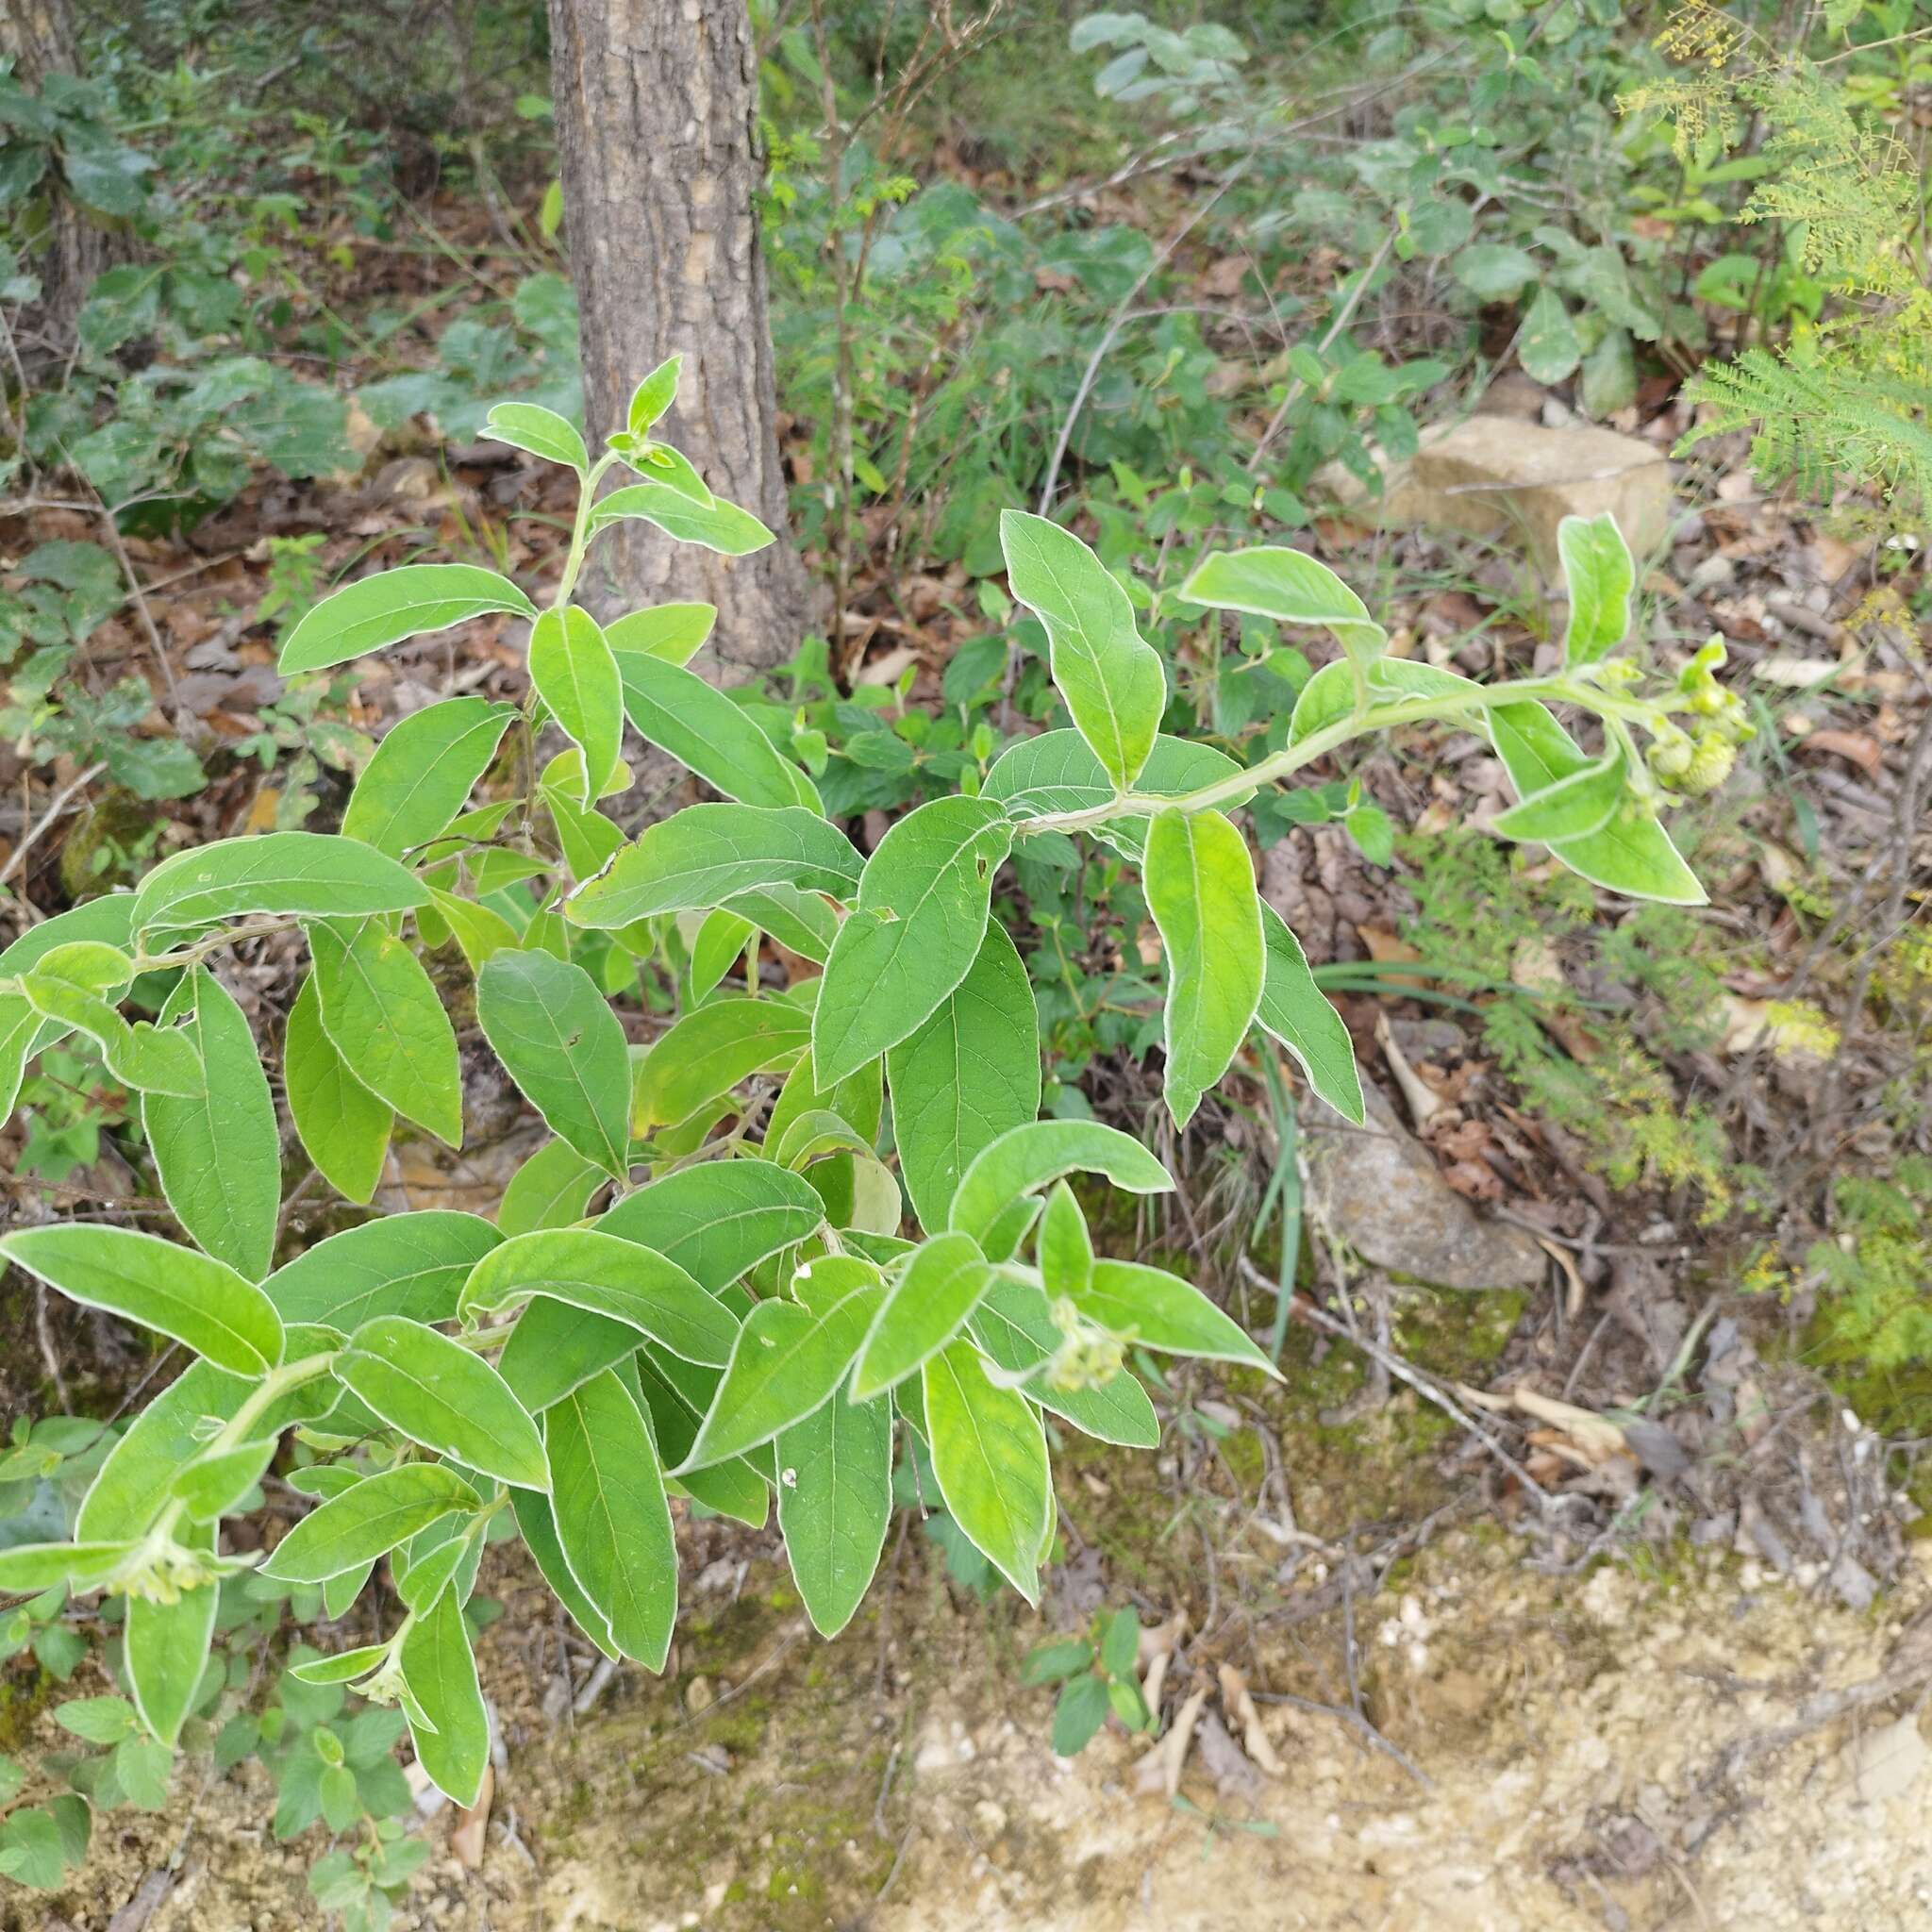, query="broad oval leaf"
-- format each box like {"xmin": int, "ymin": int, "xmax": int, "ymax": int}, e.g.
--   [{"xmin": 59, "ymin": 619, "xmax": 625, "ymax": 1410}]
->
[
  {"xmin": 1490, "ymin": 702, "xmax": 1706, "ymax": 905},
  {"xmin": 1256, "ymin": 904, "xmax": 1363, "ymax": 1123},
  {"xmin": 529, "ymin": 606, "xmax": 623, "ymax": 806},
  {"xmin": 339, "ymin": 1315, "xmax": 548, "ymax": 1490},
  {"xmin": 400, "ymin": 1585, "xmax": 489, "ymax": 1807},
  {"xmin": 949, "ymin": 1121, "xmax": 1173, "ymax": 1262},
  {"xmin": 142, "ymin": 967, "xmax": 280, "ymax": 1278},
  {"xmin": 616, "ymin": 652, "xmax": 820, "ymax": 810},
  {"xmin": 279, "ymin": 564, "xmax": 535, "ymax": 675},
  {"xmin": 1070, "ymin": 1258, "xmax": 1274, "ymax": 1372},
  {"xmin": 1180, "ymin": 545, "xmax": 1388, "ymax": 673},
  {"xmin": 633, "ymin": 996, "xmax": 810, "ymax": 1131},
  {"xmin": 509, "ymin": 1486, "xmax": 617, "ymax": 1658},
  {"xmin": 776, "ymin": 1380, "xmax": 891, "ymax": 1639},
  {"xmin": 1000, "ymin": 509, "xmax": 1165, "ymax": 790},
  {"xmin": 678, "ymin": 1273, "xmax": 881, "ymax": 1470},
  {"xmin": 597, "ymin": 1158, "xmax": 825, "ymax": 1292},
  {"xmin": 265, "ymin": 1211, "xmax": 501, "ymax": 1329},
  {"xmin": 497, "ymin": 1298, "xmax": 644, "ymax": 1413},
  {"xmin": 851, "ymin": 1231, "xmax": 993, "ymax": 1400},
  {"xmin": 476, "ymin": 949, "xmax": 631, "ymax": 1177},
  {"xmin": 498, "ymin": 1138, "xmax": 607, "ymax": 1236},
  {"xmin": 262, "ymin": 1464, "xmax": 481, "ymax": 1583},
  {"xmin": 591, "ymin": 482, "xmax": 773, "ymax": 555},
  {"xmin": 1557, "ymin": 511, "xmax": 1635, "ymax": 667},
  {"xmin": 310, "ymin": 917, "xmax": 464, "ymax": 1147},
  {"xmin": 459, "ymin": 1228, "xmax": 738, "ymax": 1367},
  {"xmin": 885, "ymin": 916, "xmax": 1041, "ymax": 1233},
  {"xmin": 0, "ymin": 1224, "xmax": 283, "ymax": 1374},
  {"xmin": 626, "ymin": 355, "xmax": 682, "ymax": 436},
  {"xmin": 812, "ymin": 795, "xmax": 1013, "ymax": 1087},
  {"xmin": 284, "ymin": 970, "xmax": 393, "ymax": 1204},
  {"xmin": 1491, "ymin": 741, "xmax": 1627, "ymax": 842},
  {"xmin": 605, "ymin": 601, "xmax": 716, "ymax": 666},
  {"xmin": 1144, "ymin": 807, "xmax": 1264, "ymax": 1128},
  {"xmin": 922, "ymin": 1340, "xmax": 1050, "ymax": 1603},
  {"xmin": 567, "ymin": 805, "xmax": 862, "ymax": 928},
  {"xmin": 483, "ymin": 400, "xmax": 588, "ymax": 473},
  {"xmin": 545, "ymin": 1369, "xmax": 677, "ymax": 1668},
  {"xmin": 125, "ymin": 1537, "xmax": 217, "ymax": 1746},
  {"xmin": 341, "ymin": 697, "xmax": 516, "ymax": 859},
  {"xmin": 134, "ymin": 832, "xmax": 428, "ymax": 935}
]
